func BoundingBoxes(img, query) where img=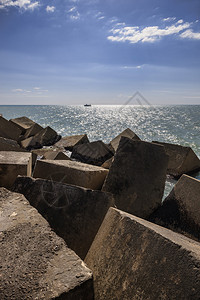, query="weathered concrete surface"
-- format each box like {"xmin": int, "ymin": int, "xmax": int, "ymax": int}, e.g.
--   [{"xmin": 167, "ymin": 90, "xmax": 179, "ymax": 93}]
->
[
  {"xmin": 0, "ymin": 137, "xmax": 26, "ymax": 152},
  {"xmin": 21, "ymin": 126, "xmax": 60, "ymax": 150},
  {"xmin": 0, "ymin": 151, "xmax": 32, "ymax": 188},
  {"xmin": 33, "ymin": 159, "xmax": 108, "ymax": 190},
  {"xmin": 24, "ymin": 122, "xmax": 43, "ymax": 139},
  {"xmin": 12, "ymin": 176, "xmax": 114, "ymax": 259},
  {"xmin": 55, "ymin": 134, "xmax": 89, "ymax": 151},
  {"xmin": 101, "ymin": 157, "xmax": 114, "ymax": 169},
  {"xmin": 153, "ymin": 141, "xmax": 200, "ymax": 177},
  {"xmin": 148, "ymin": 174, "xmax": 200, "ymax": 240},
  {"xmin": 43, "ymin": 150, "xmax": 70, "ymax": 160},
  {"xmin": 9, "ymin": 116, "xmax": 35, "ymax": 133},
  {"xmin": 85, "ymin": 207, "xmax": 200, "ymax": 300},
  {"xmin": 0, "ymin": 116, "xmax": 22, "ymax": 141},
  {"xmin": 109, "ymin": 128, "xmax": 140, "ymax": 152},
  {"xmin": 0, "ymin": 188, "xmax": 93, "ymax": 300},
  {"xmin": 102, "ymin": 137, "xmax": 168, "ymax": 218},
  {"xmin": 71, "ymin": 141, "xmax": 113, "ymax": 166}
]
